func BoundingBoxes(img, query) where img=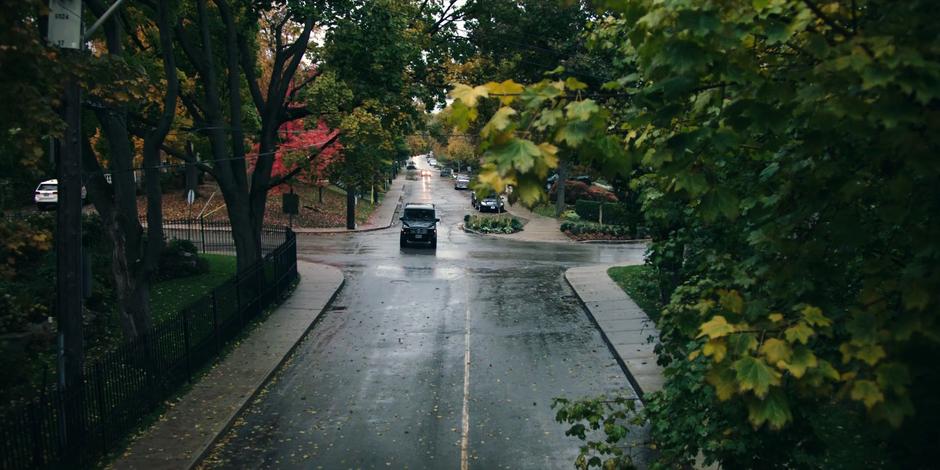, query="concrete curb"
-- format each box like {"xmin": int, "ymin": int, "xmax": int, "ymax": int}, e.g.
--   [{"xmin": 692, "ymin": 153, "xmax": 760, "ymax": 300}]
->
[
  {"xmin": 292, "ymin": 184, "xmax": 404, "ymax": 235},
  {"xmin": 111, "ymin": 262, "xmax": 345, "ymax": 470},
  {"xmin": 187, "ymin": 264, "xmax": 345, "ymax": 469},
  {"xmin": 564, "ymin": 264, "xmax": 664, "ymax": 402},
  {"xmin": 574, "ymin": 238, "xmax": 652, "ymax": 245}
]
